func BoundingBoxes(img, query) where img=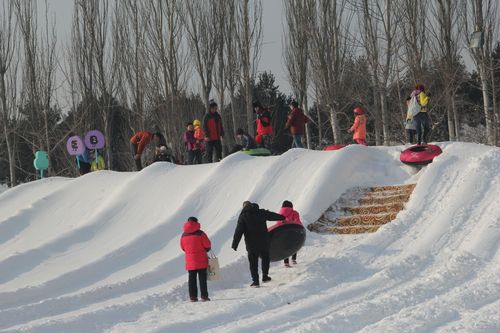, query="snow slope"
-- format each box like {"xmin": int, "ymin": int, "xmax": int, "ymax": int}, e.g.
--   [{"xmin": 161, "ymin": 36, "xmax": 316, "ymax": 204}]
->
[{"xmin": 0, "ymin": 143, "xmax": 498, "ymax": 333}]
